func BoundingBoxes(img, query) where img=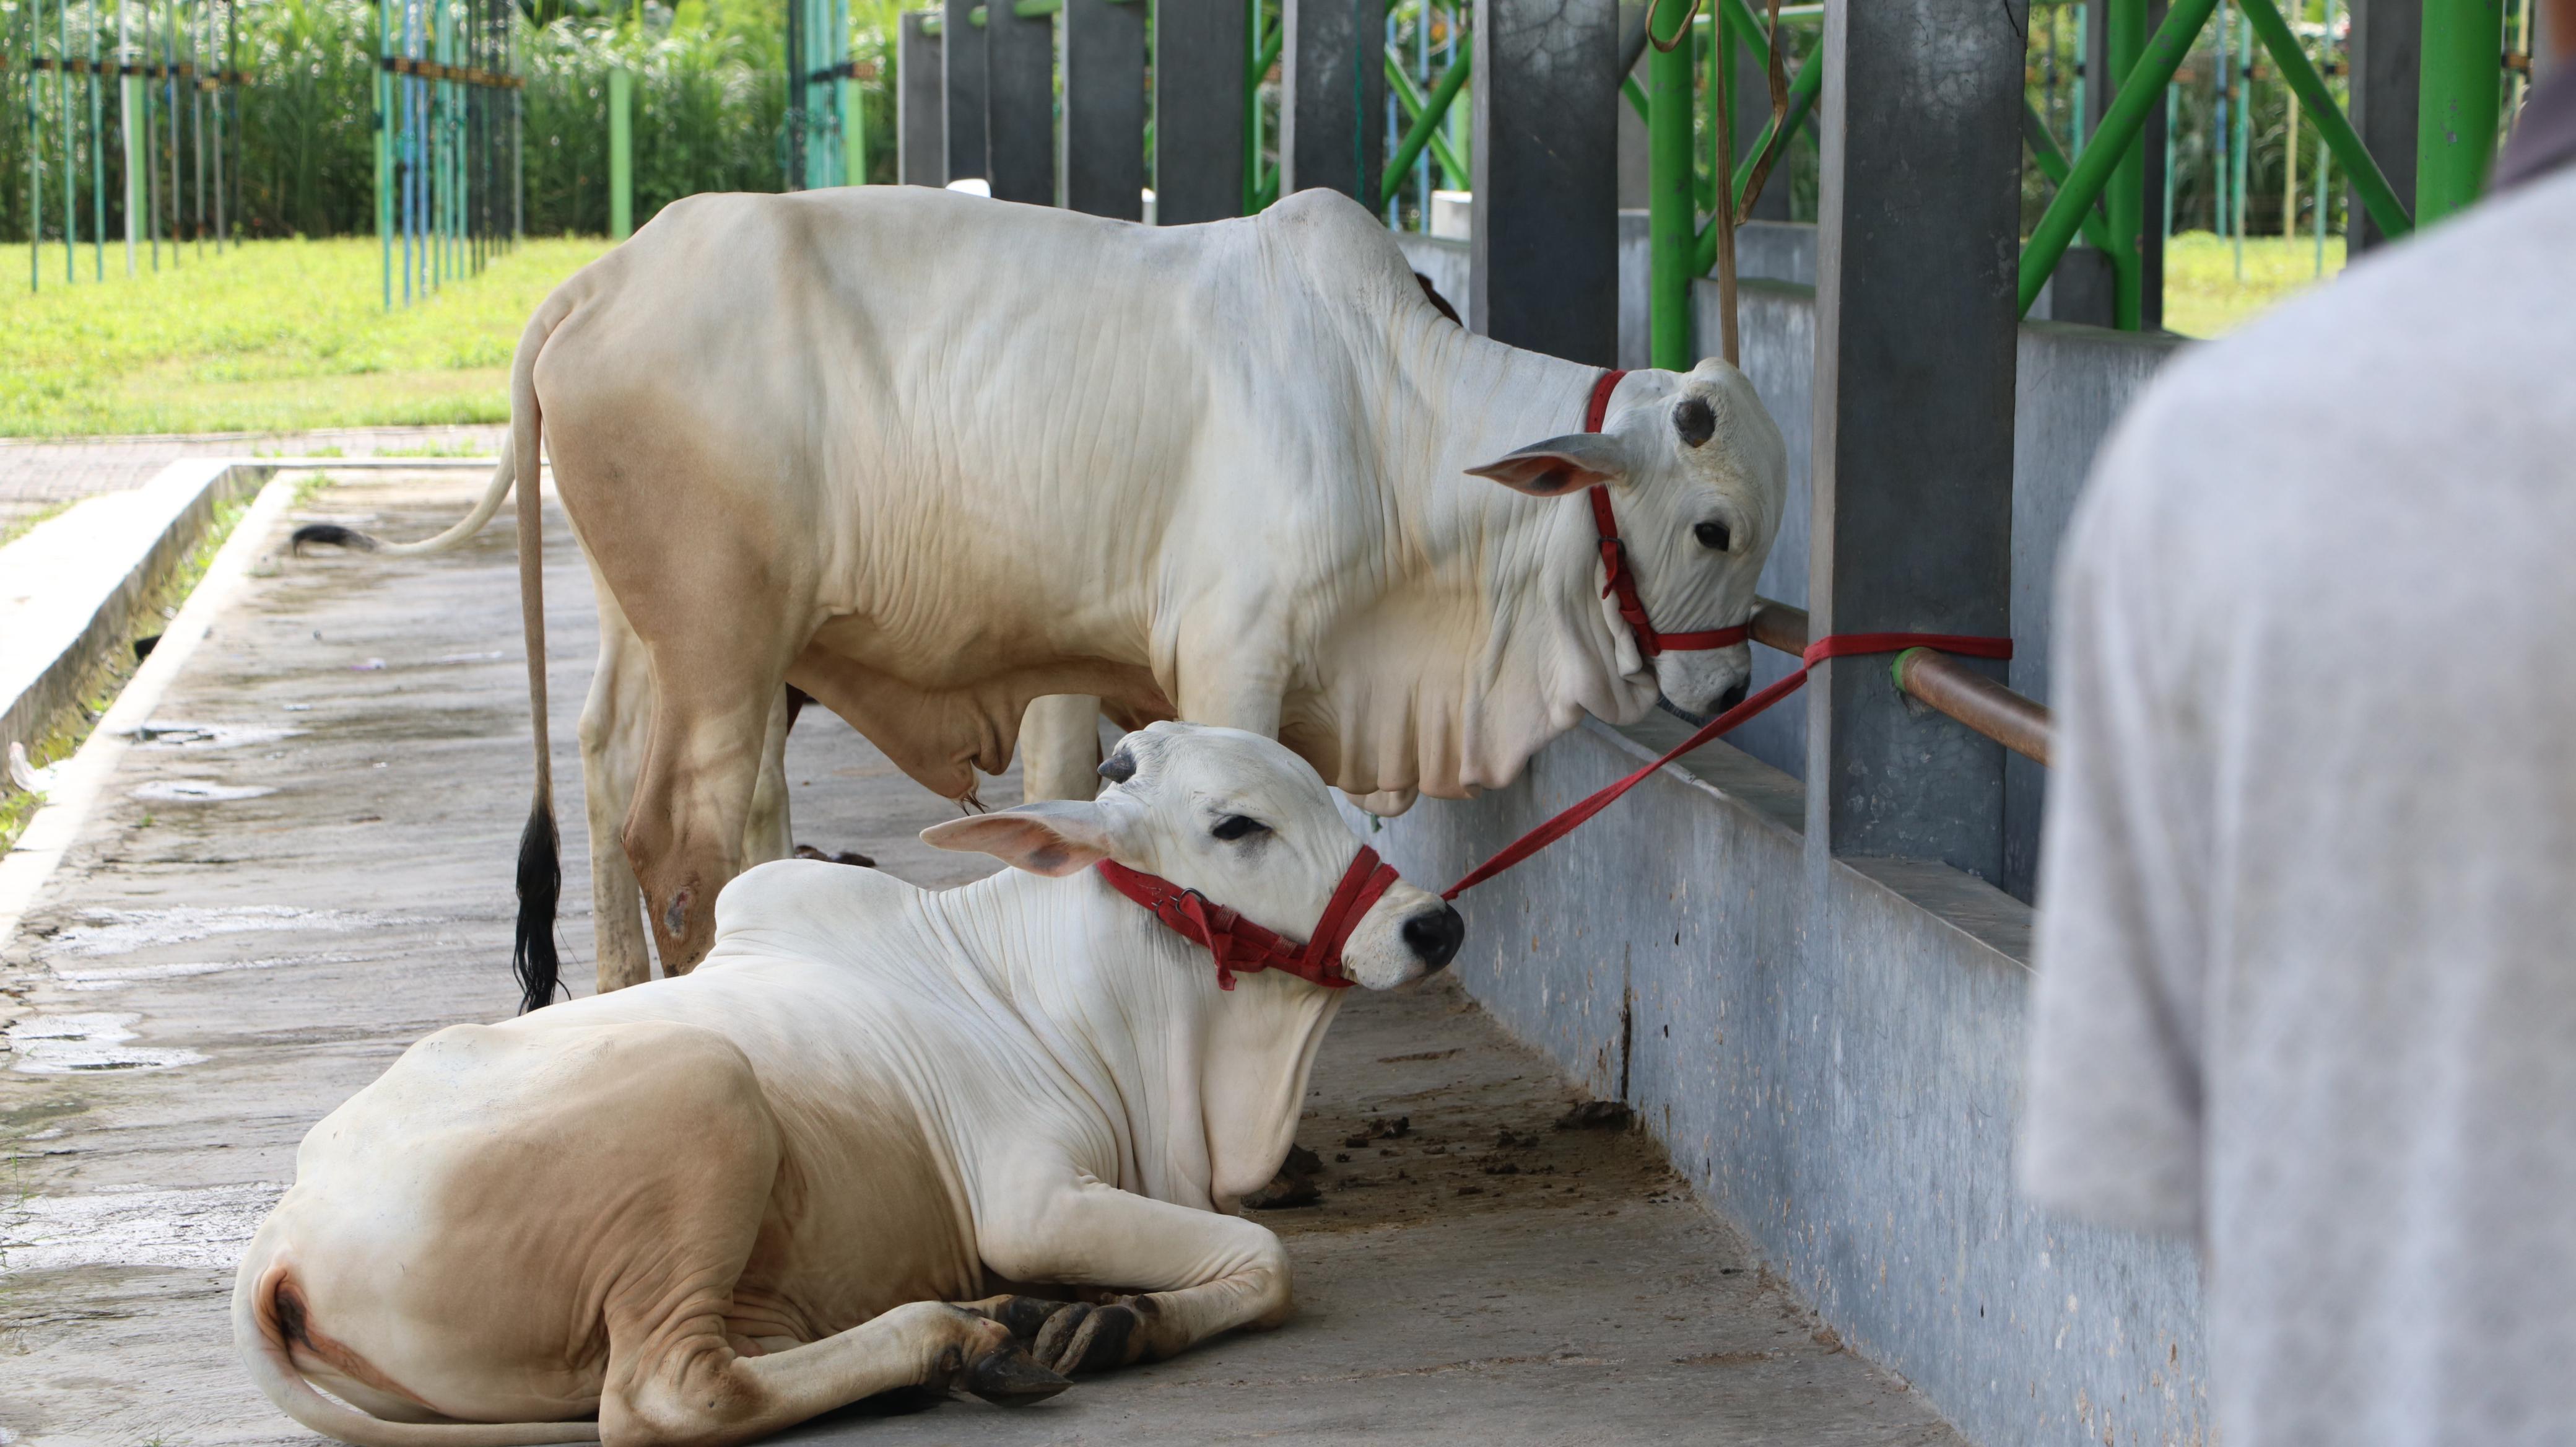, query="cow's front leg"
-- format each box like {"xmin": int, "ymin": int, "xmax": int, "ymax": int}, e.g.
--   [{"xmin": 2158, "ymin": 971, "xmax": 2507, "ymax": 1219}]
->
[
  {"xmin": 623, "ymin": 657, "xmax": 788, "ymax": 974},
  {"xmin": 1017, "ymin": 694, "xmax": 1103, "ymax": 801},
  {"xmin": 970, "ymin": 1178, "xmax": 1294, "ymax": 1376},
  {"xmin": 740, "ymin": 686, "xmax": 796, "ymax": 865}
]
